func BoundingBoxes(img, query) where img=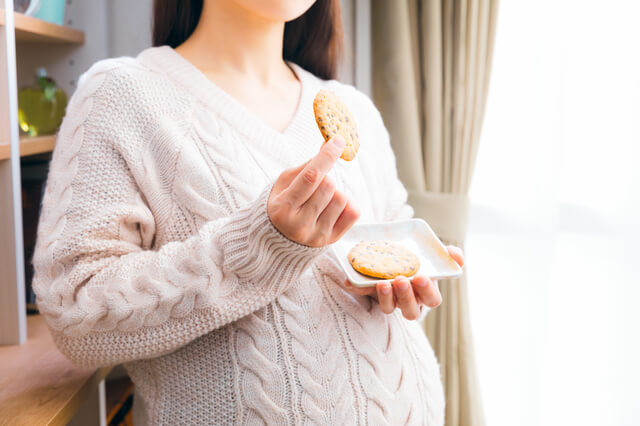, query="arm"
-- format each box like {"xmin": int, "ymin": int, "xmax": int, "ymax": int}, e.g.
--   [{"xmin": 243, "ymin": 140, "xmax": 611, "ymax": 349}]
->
[
  {"xmin": 344, "ymin": 95, "xmax": 458, "ymax": 322},
  {"xmin": 33, "ymin": 156, "xmax": 323, "ymax": 368},
  {"xmin": 32, "ymin": 70, "xmax": 327, "ymax": 368}
]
